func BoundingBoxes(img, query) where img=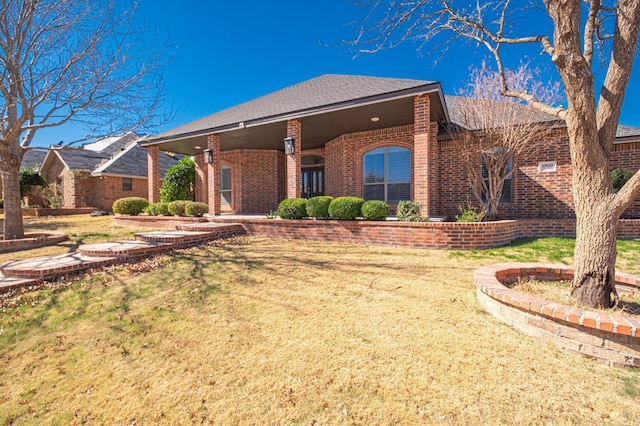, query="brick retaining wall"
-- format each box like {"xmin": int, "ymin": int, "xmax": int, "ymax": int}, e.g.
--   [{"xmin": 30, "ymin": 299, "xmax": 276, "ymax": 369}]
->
[
  {"xmin": 474, "ymin": 263, "xmax": 640, "ymax": 368},
  {"xmin": 209, "ymin": 218, "xmax": 520, "ymax": 250},
  {"xmin": 115, "ymin": 216, "xmax": 640, "ymax": 250}
]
